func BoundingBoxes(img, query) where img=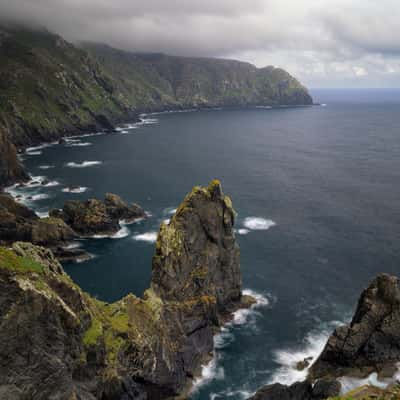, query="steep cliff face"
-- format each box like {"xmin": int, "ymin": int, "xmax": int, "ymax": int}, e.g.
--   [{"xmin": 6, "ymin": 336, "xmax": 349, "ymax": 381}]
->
[
  {"xmin": 0, "ymin": 181, "xmax": 251, "ymax": 399},
  {"xmin": 0, "ymin": 126, "xmax": 27, "ymax": 187},
  {"xmin": 84, "ymin": 44, "xmax": 313, "ymax": 109},
  {"xmin": 0, "ymin": 25, "xmax": 135, "ymax": 148},
  {"xmin": 310, "ymin": 274, "xmax": 400, "ymax": 380},
  {"xmin": 0, "ymin": 25, "xmax": 312, "ymax": 187}
]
